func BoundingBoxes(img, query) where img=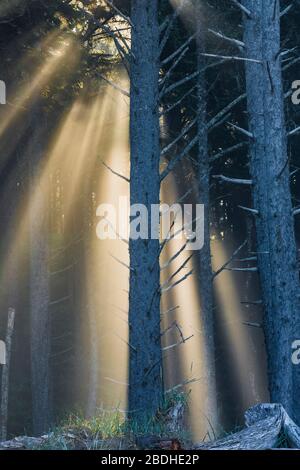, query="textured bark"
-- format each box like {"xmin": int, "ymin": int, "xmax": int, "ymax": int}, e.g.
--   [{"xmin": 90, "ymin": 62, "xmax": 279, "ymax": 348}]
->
[
  {"xmin": 128, "ymin": 0, "xmax": 163, "ymax": 417},
  {"xmin": 194, "ymin": 403, "xmax": 300, "ymax": 450},
  {"xmin": 28, "ymin": 112, "xmax": 51, "ymax": 435},
  {"xmin": 196, "ymin": 13, "xmax": 218, "ymax": 432},
  {"xmin": 0, "ymin": 308, "xmax": 15, "ymax": 442},
  {"xmin": 242, "ymin": 0, "xmax": 300, "ymax": 420}
]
